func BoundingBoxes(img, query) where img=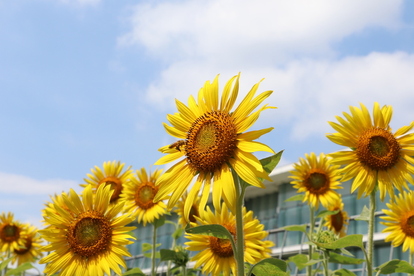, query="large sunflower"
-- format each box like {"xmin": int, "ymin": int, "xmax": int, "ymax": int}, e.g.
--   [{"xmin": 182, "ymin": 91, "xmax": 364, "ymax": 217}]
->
[
  {"xmin": 120, "ymin": 167, "xmax": 167, "ymax": 226},
  {"xmin": 381, "ymin": 190, "xmax": 414, "ymax": 254},
  {"xmin": 324, "ymin": 199, "xmax": 349, "ymax": 238},
  {"xmin": 81, "ymin": 160, "xmax": 133, "ymax": 204},
  {"xmin": 39, "ymin": 185, "xmax": 136, "ymax": 276},
  {"xmin": 0, "ymin": 212, "xmax": 26, "ymax": 253},
  {"xmin": 11, "ymin": 224, "xmax": 43, "ymax": 266},
  {"xmin": 174, "ymin": 191, "xmax": 201, "ymax": 228},
  {"xmin": 154, "ymin": 74, "xmax": 276, "ymax": 220},
  {"xmin": 327, "ymin": 102, "xmax": 414, "ymax": 200},
  {"xmin": 289, "ymin": 152, "xmax": 342, "ymax": 209},
  {"xmin": 185, "ymin": 204, "xmax": 274, "ymax": 276}
]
